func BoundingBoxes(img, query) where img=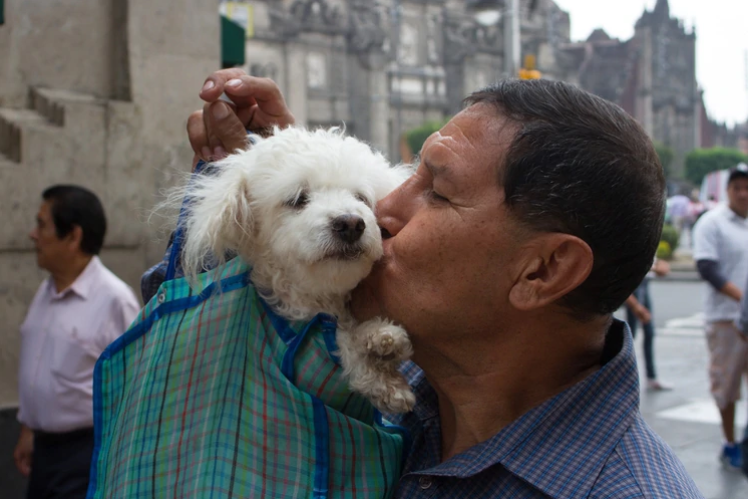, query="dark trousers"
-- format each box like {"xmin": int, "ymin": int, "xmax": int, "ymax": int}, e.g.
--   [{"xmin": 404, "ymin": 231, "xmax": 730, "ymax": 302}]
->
[
  {"xmin": 625, "ymin": 278, "xmax": 657, "ymax": 380},
  {"xmin": 742, "ymin": 425, "xmax": 748, "ymax": 477},
  {"xmin": 26, "ymin": 427, "xmax": 94, "ymax": 499}
]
